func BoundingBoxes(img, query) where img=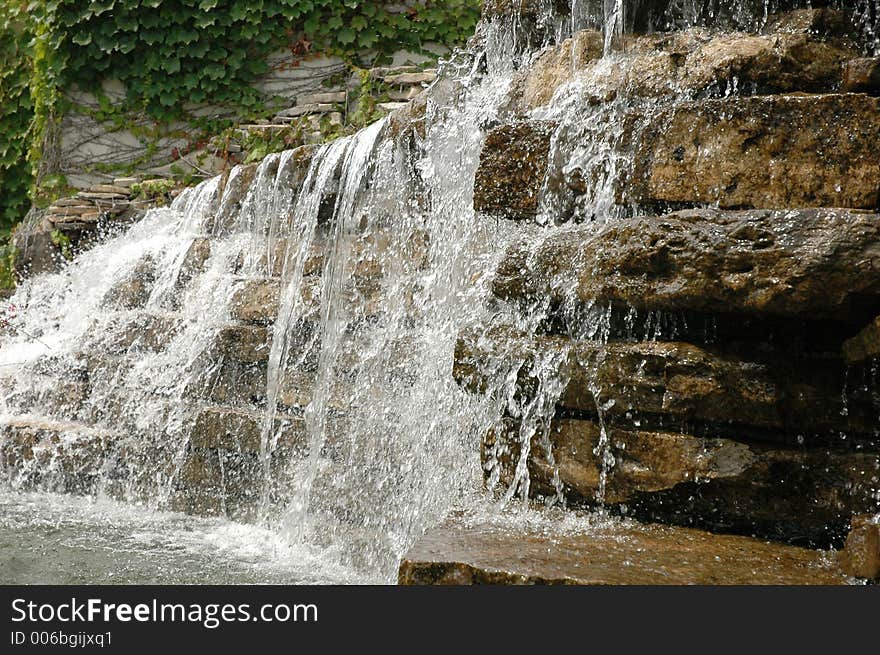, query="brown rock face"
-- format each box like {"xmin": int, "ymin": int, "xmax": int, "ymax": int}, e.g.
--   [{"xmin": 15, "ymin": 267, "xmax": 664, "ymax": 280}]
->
[
  {"xmin": 455, "ymin": 329, "xmax": 877, "ymax": 442},
  {"xmin": 843, "ymin": 315, "xmax": 880, "ymax": 364},
  {"xmin": 103, "ymin": 257, "xmax": 156, "ymax": 310},
  {"xmin": 215, "ymin": 325, "xmax": 271, "ymax": 363},
  {"xmin": 398, "ymin": 516, "xmax": 852, "ymax": 585},
  {"xmin": 481, "ymin": 0, "xmax": 569, "ymax": 21},
  {"xmin": 631, "ymin": 94, "xmax": 880, "ymax": 209},
  {"xmin": 492, "ymin": 208, "xmax": 880, "ymax": 324},
  {"xmin": 503, "ymin": 22, "xmax": 857, "ymax": 115},
  {"xmin": 840, "ymin": 515, "xmax": 880, "ymax": 579},
  {"xmin": 230, "ymin": 278, "xmax": 281, "ymax": 324},
  {"xmin": 483, "ymin": 416, "xmax": 879, "ymax": 545},
  {"xmin": 473, "ymin": 122, "xmax": 557, "ymax": 220},
  {"xmin": 190, "ymin": 407, "xmax": 307, "ymax": 454},
  {"xmin": 842, "ymin": 57, "xmax": 880, "ymax": 93},
  {"xmin": 485, "ymin": 418, "xmax": 757, "ymax": 504},
  {"xmin": 503, "ymin": 31, "xmax": 604, "ymax": 113}
]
